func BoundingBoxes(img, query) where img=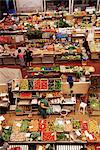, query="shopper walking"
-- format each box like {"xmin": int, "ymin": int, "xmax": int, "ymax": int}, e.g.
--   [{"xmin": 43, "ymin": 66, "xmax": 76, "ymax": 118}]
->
[
  {"xmin": 24, "ymin": 49, "xmax": 33, "ymax": 67},
  {"xmin": 18, "ymin": 49, "xmax": 25, "ymax": 67}
]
